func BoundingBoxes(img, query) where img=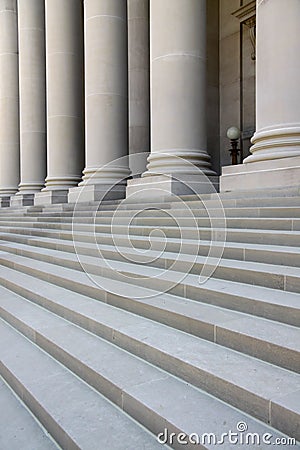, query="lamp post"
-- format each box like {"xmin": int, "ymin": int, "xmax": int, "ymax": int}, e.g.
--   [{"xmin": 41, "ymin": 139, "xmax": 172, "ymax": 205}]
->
[{"xmin": 227, "ymin": 126, "xmax": 241, "ymax": 165}]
